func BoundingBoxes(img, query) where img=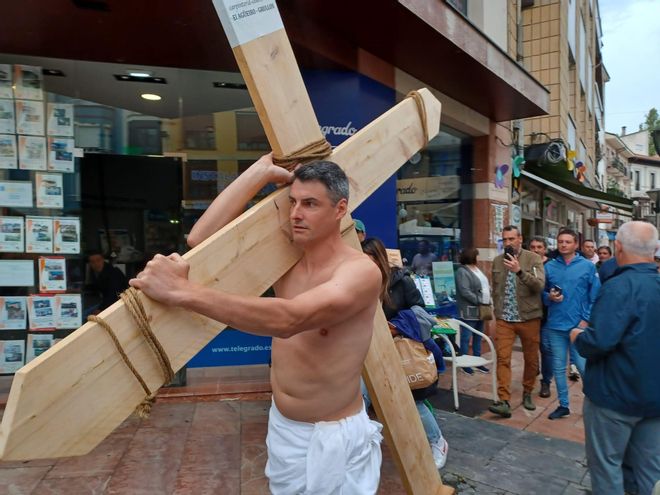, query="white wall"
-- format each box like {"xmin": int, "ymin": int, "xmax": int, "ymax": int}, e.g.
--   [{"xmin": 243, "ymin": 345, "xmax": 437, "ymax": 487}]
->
[
  {"xmin": 621, "ymin": 131, "xmax": 649, "ymax": 155},
  {"xmin": 467, "ymin": 0, "xmax": 508, "ymax": 51}
]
